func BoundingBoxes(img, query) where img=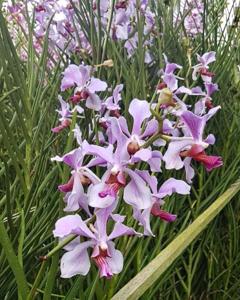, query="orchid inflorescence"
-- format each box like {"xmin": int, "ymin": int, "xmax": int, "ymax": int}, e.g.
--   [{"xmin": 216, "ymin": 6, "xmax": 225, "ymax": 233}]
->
[
  {"xmin": 5, "ymin": 0, "xmax": 205, "ymax": 71},
  {"xmin": 5, "ymin": 0, "xmax": 156, "ymax": 65},
  {"xmin": 51, "ymin": 51, "xmax": 222, "ymax": 278}
]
